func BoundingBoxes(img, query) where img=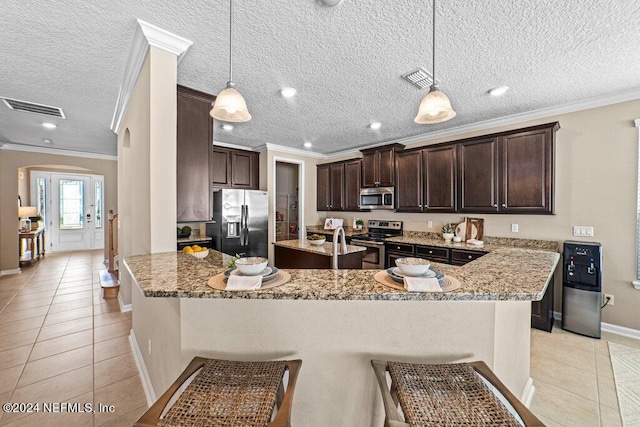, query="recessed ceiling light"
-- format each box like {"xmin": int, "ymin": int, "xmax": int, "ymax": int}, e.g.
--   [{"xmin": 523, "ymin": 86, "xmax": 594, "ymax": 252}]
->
[
  {"xmin": 304, "ymin": 141, "xmax": 313, "ymax": 148},
  {"xmin": 221, "ymin": 124, "xmax": 234, "ymax": 131},
  {"xmin": 280, "ymin": 87, "xmax": 297, "ymax": 98},
  {"xmin": 42, "ymin": 122, "xmax": 57, "ymax": 129},
  {"xmin": 489, "ymin": 86, "xmax": 510, "ymax": 97},
  {"xmin": 316, "ymin": 0, "xmax": 344, "ymax": 7},
  {"xmin": 369, "ymin": 122, "xmax": 382, "ymax": 130},
  {"xmin": 42, "ymin": 138, "xmax": 52, "ymax": 144}
]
